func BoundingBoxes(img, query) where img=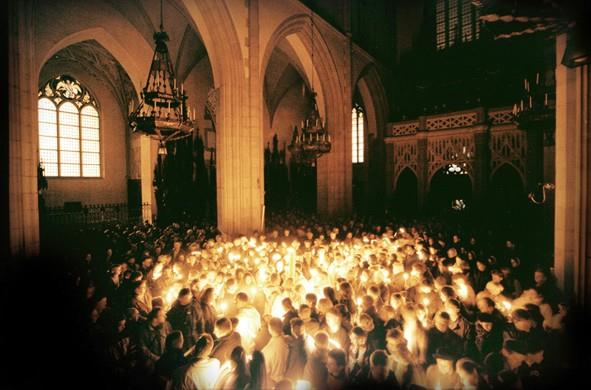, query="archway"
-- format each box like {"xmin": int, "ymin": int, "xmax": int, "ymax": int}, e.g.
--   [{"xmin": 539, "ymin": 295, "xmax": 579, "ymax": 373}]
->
[
  {"xmin": 427, "ymin": 166, "xmax": 473, "ymax": 217},
  {"xmin": 489, "ymin": 163, "xmax": 526, "ymax": 224},
  {"xmin": 393, "ymin": 168, "xmax": 418, "ymax": 219}
]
